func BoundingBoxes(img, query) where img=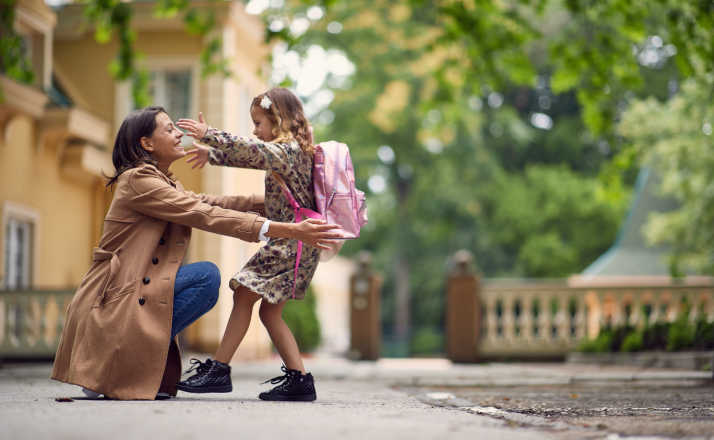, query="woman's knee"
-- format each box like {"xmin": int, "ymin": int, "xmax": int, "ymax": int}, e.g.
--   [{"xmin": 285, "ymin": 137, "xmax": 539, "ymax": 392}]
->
[
  {"xmin": 201, "ymin": 261, "xmax": 221, "ymax": 307},
  {"xmin": 201, "ymin": 261, "xmax": 221, "ymax": 289}
]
